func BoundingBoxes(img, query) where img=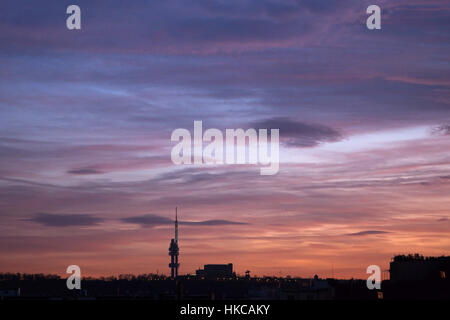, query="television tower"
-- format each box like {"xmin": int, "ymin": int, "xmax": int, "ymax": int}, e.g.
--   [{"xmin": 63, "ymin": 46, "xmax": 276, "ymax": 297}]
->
[{"xmin": 168, "ymin": 207, "xmax": 179, "ymax": 278}]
